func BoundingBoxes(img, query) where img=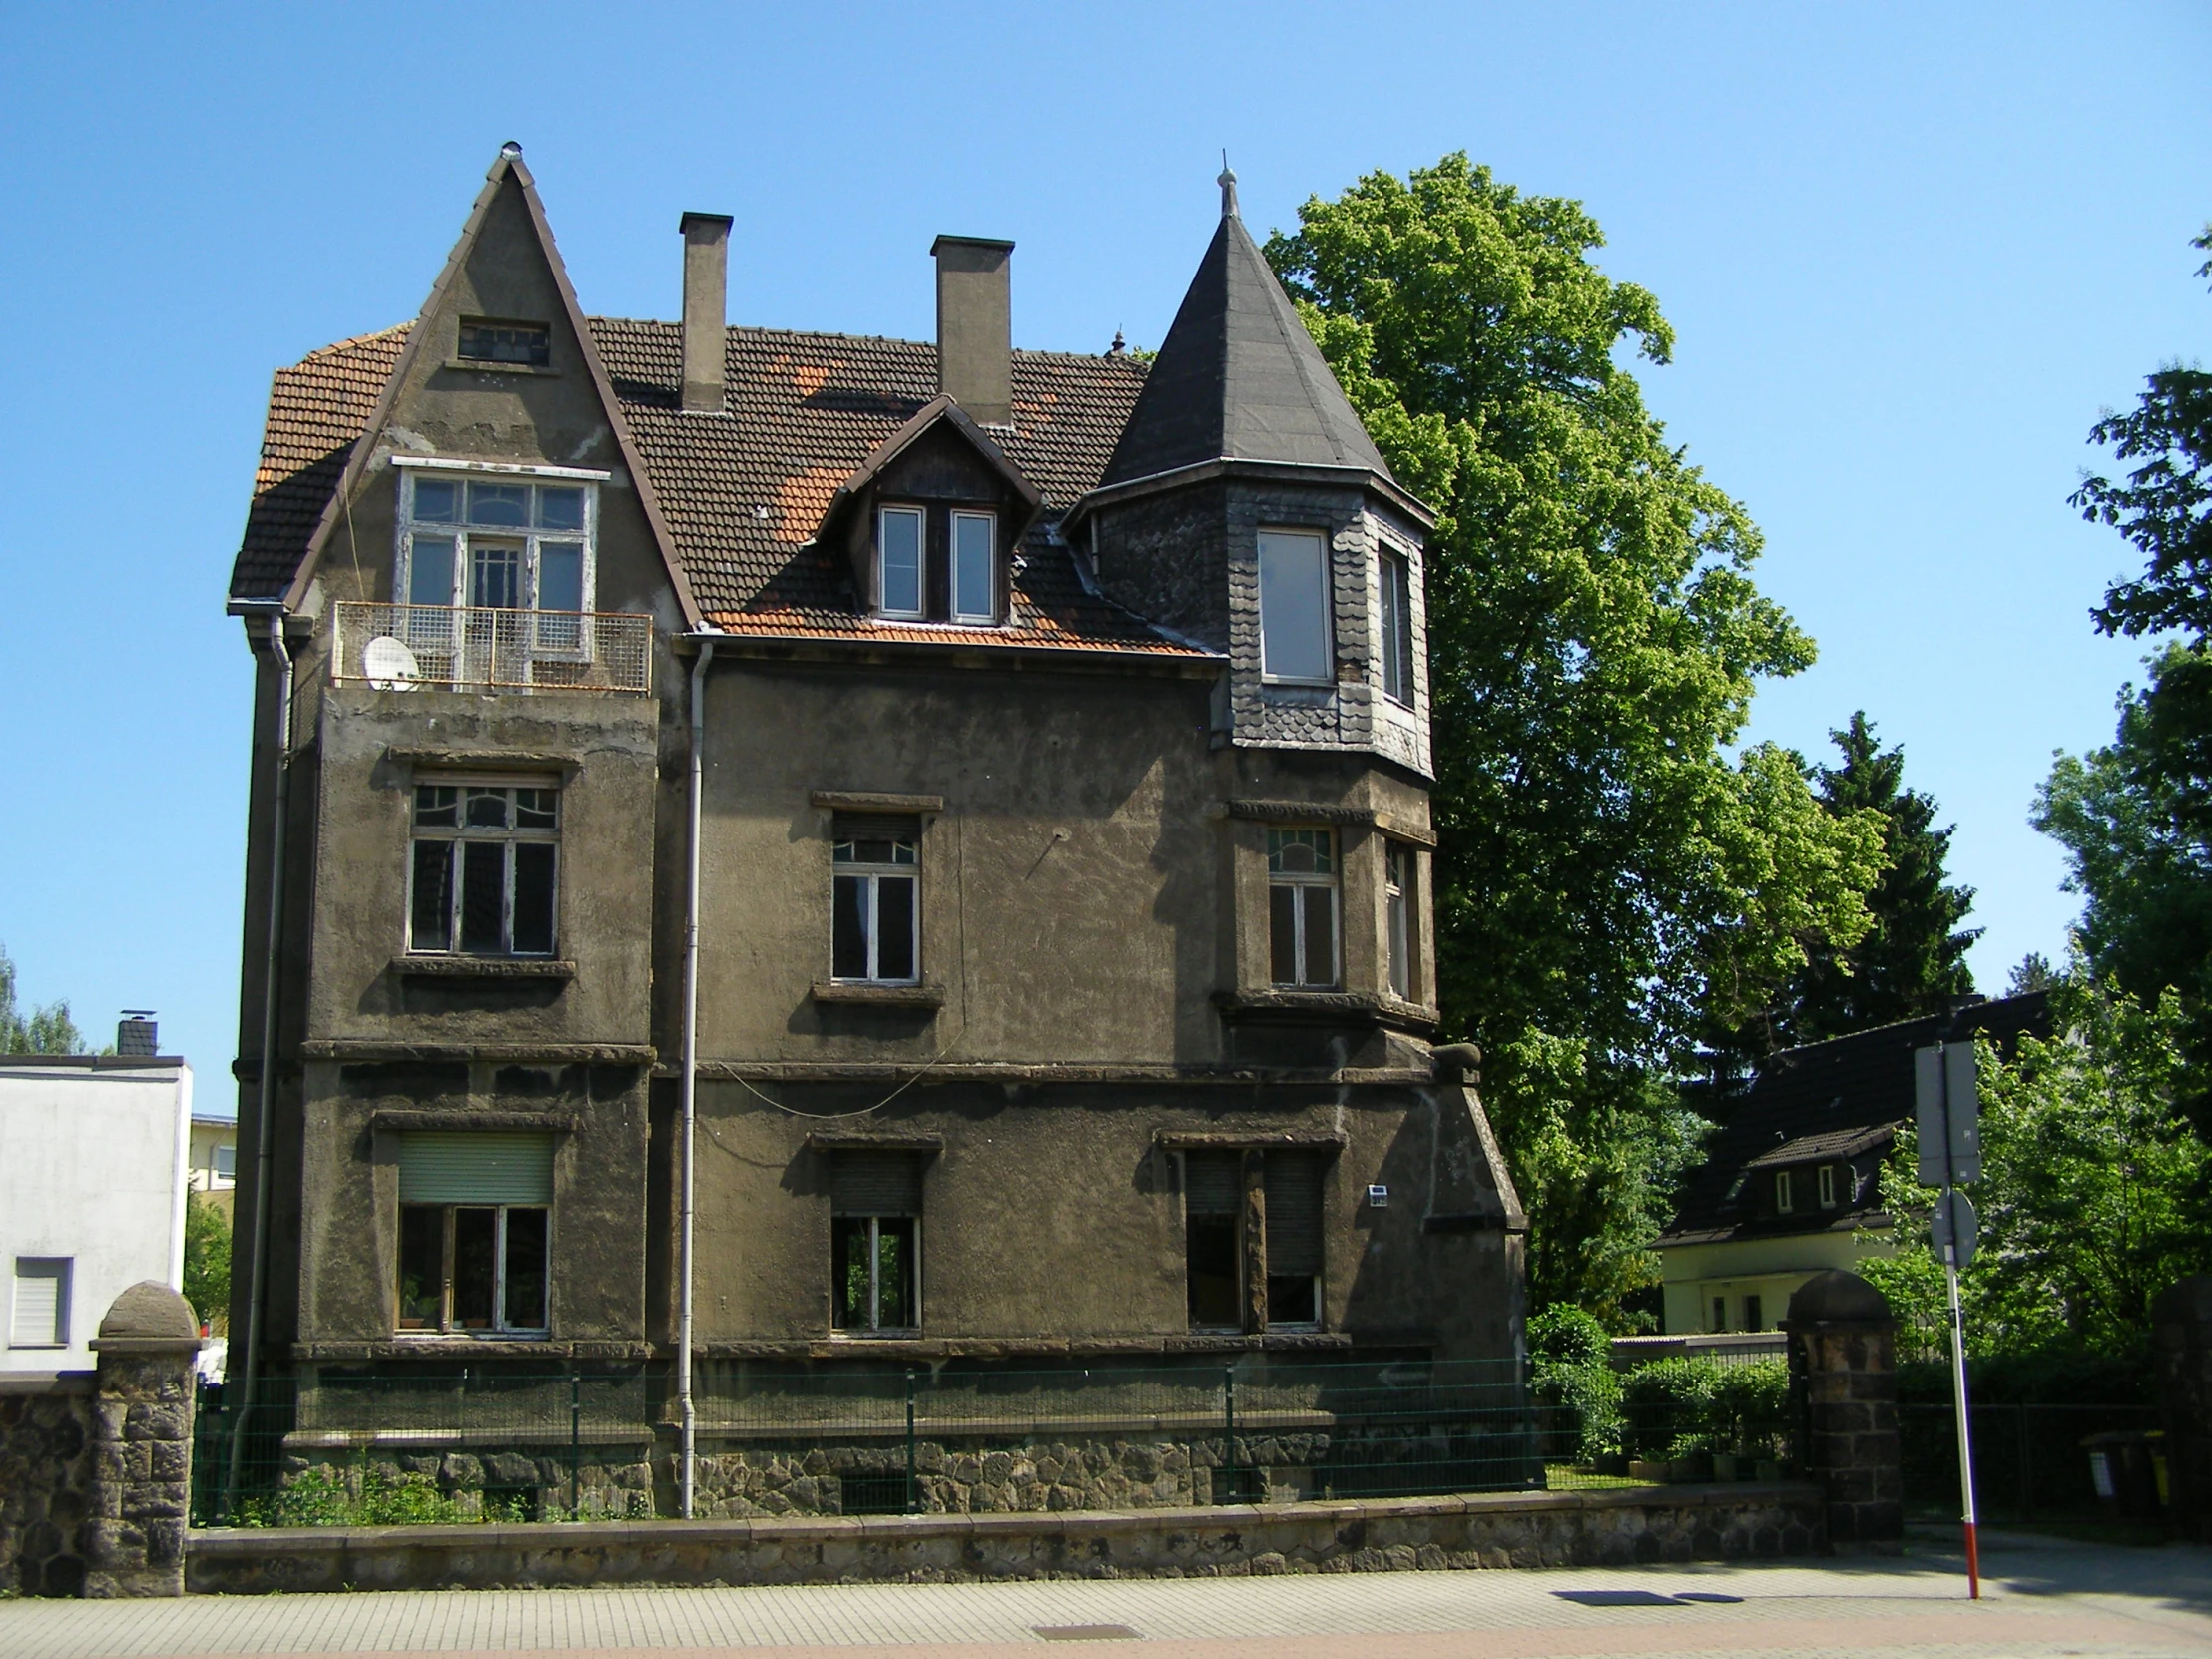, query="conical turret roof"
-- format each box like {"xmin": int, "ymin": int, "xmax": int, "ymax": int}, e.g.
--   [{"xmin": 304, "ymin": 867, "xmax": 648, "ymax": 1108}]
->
[{"xmin": 1102, "ymin": 180, "xmax": 1392, "ymax": 487}]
